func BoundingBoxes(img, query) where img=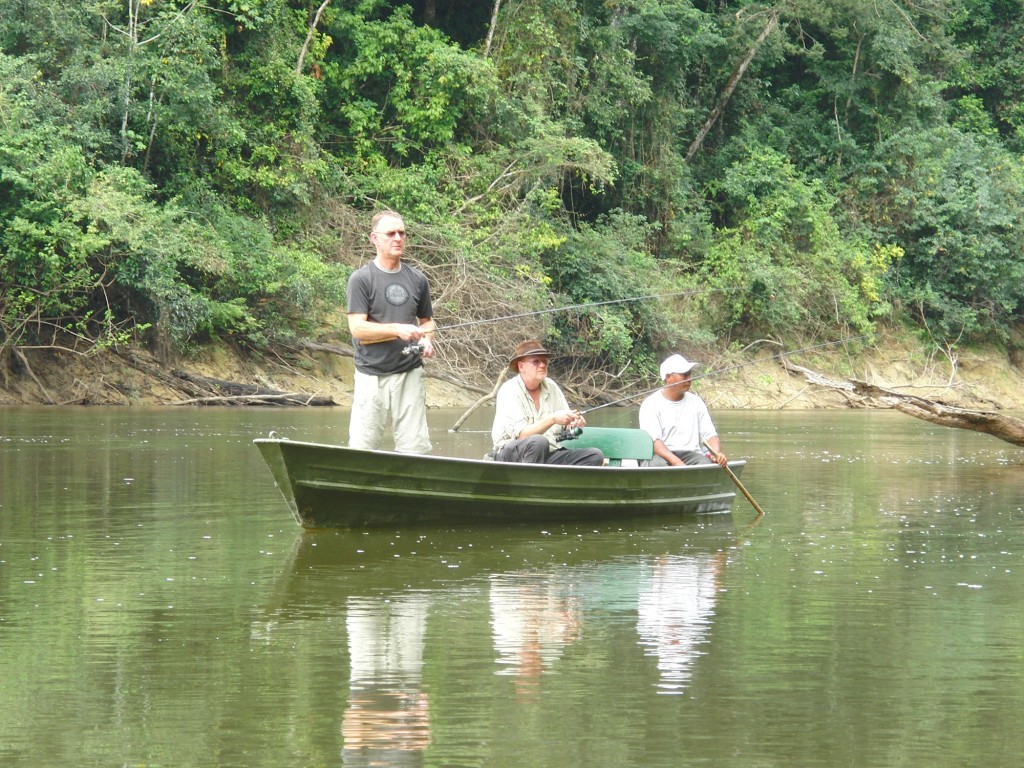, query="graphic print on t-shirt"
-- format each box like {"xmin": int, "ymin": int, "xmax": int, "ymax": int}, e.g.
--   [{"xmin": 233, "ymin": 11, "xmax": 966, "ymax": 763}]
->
[{"xmin": 385, "ymin": 283, "xmax": 410, "ymax": 306}]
